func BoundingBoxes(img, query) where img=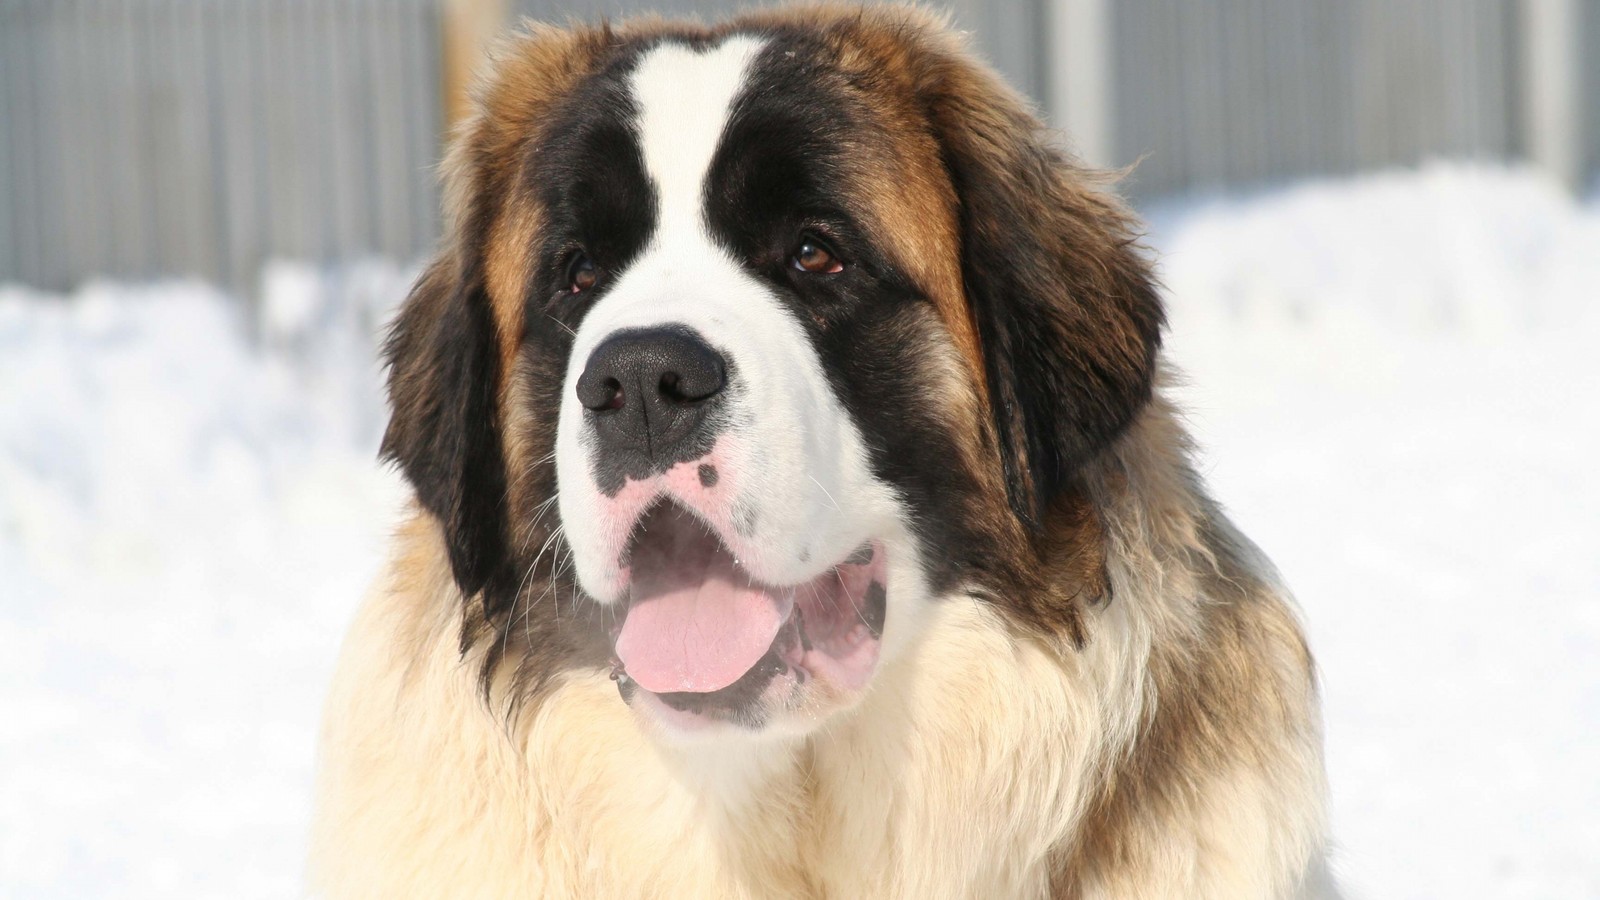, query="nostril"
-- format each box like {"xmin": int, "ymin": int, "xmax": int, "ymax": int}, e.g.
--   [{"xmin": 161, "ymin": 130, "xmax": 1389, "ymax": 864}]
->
[
  {"xmin": 658, "ymin": 355, "xmax": 725, "ymax": 405},
  {"xmin": 658, "ymin": 371, "xmax": 685, "ymax": 402},
  {"xmin": 600, "ymin": 378, "xmax": 625, "ymax": 411},
  {"xmin": 578, "ymin": 371, "xmax": 626, "ymax": 412},
  {"xmin": 659, "ymin": 366, "xmax": 722, "ymax": 404}
]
